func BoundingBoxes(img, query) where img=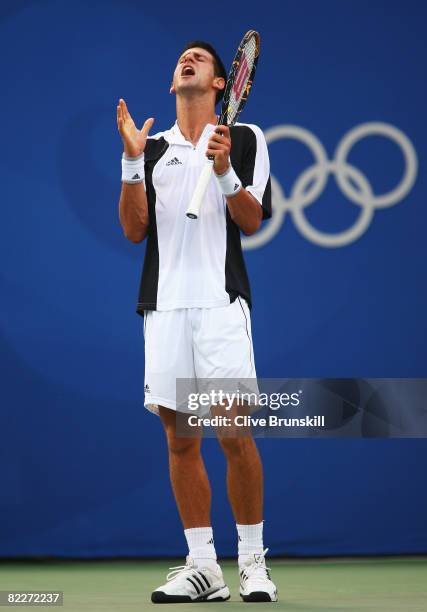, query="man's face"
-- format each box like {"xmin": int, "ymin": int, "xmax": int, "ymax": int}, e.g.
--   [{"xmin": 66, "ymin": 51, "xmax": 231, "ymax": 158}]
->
[{"xmin": 171, "ymin": 47, "xmax": 223, "ymax": 99}]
